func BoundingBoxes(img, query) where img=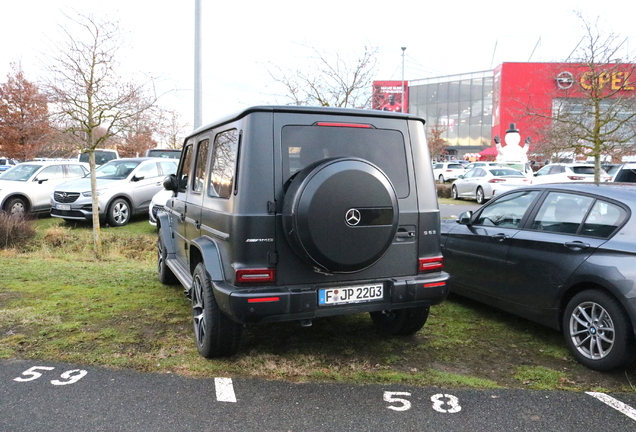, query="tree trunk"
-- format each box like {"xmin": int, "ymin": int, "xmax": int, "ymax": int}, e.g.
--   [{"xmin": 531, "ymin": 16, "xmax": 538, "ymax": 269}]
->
[{"xmin": 88, "ymin": 151, "xmax": 102, "ymax": 258}]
